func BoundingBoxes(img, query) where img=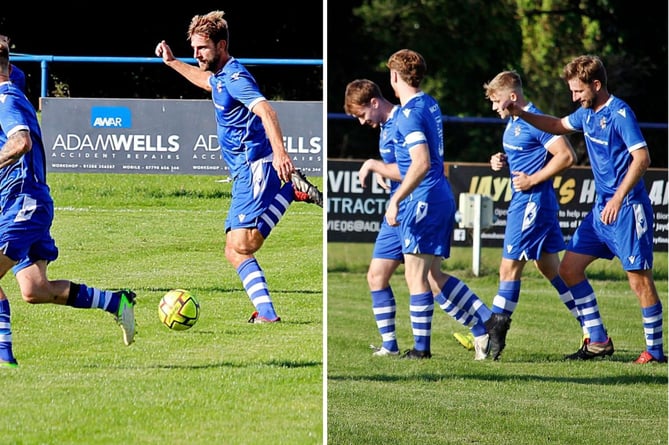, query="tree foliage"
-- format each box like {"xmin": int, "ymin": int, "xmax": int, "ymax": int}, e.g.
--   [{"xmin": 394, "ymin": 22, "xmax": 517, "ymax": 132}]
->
[
  {"xmin": 354, "ymin": 0, "xmax": 521, "ymax": 114},
  {"xmin": 514, "ymin": 0, "xmax": 668, "ymax": 165},
  {"xmin": 328, "ymin": 0, "xmax": 667, "ymax": 167},
  {"xmin": 329, "ymin": 0, "xmax": 521, "ymax": 161}
]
